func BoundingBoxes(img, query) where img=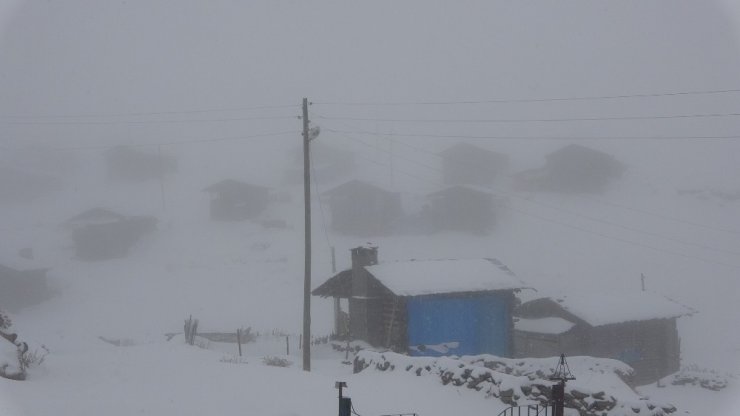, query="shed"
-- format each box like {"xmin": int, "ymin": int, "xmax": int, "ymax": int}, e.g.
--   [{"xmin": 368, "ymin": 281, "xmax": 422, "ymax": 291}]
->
[
  {"xmin": 439, "ymin": 143, "xmax": 509, "ymax": 186},
  {"xmin": 0, "ymin": 254, "xmax": 49, "ymax": 312},
  {"xmin": 514, "ymin": 144, "xmax": 624, "ymax": 193},
  {"xmin": 67, "ymin": 208, "xmax": 157, "ymax": 261},
  {"xmin": 323, "ymin": 180, "xmax": 402, "ymax": 236},
  {"xmin": 313, "ymin": 247, "xmax": 525, "ymax": 357},
  {"xmin": 105, "ymin": 146, "xmax": 176, "ymax": 182},
  {"xmin": 423, "ymin": 185, "xmax": 498, "ymax": 234},
  {"xmin": 203, "ymin": 179, "xmax": 269, "ymax": 221},
  {"xmin": 514, "ymin": 292, "xmax": 694, "ymax": 385}
]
